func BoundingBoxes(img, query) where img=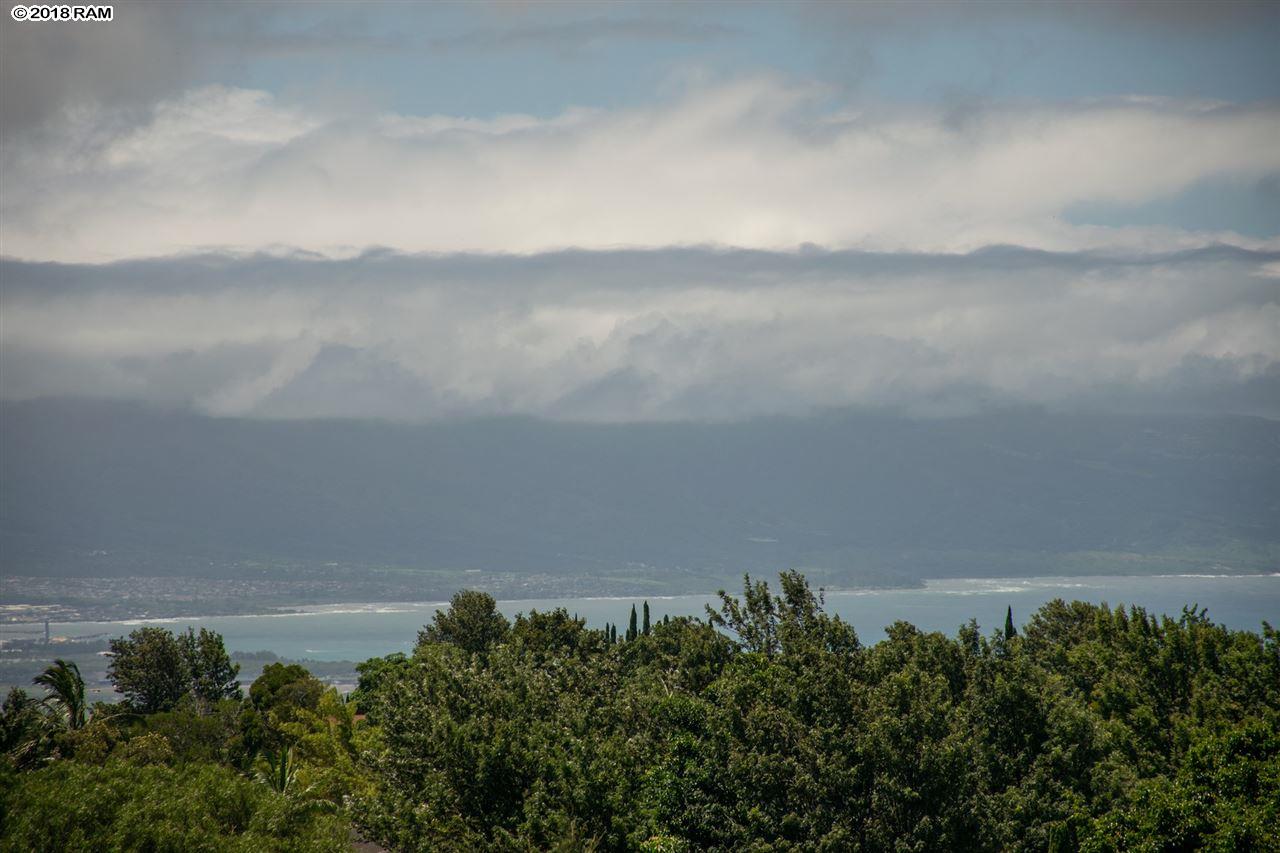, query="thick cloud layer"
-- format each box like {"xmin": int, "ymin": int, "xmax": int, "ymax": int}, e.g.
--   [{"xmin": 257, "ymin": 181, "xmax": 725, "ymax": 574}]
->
[
  {"xmin": 2, "ymin": 5, "xmax": 1276, "ymax": 424},
  {"xmin": 3, "ymin": 246, "xmax": 1276, "ymax": 420},
  {"xmin": 2, "ymin": 80, "xmax": 1278, "ymax": 263}
]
